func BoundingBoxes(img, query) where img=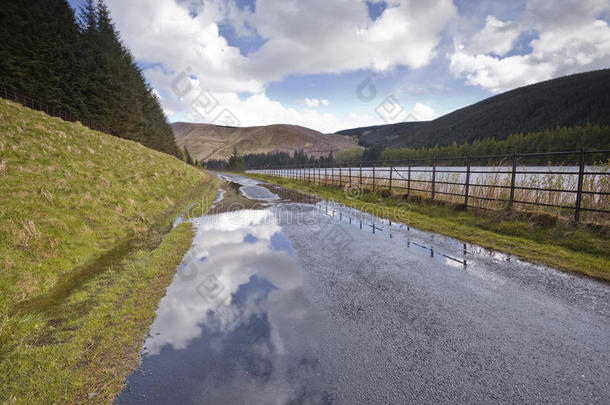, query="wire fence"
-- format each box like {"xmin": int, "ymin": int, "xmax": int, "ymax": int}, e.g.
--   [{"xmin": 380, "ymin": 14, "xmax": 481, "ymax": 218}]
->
[
  {"xmin": 1, "ymin": 87, "xmax": 107, "ymax": 134},
  {"xmin": 249, "ymin": 150, "xmax": 610, "ymax": 223}
]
